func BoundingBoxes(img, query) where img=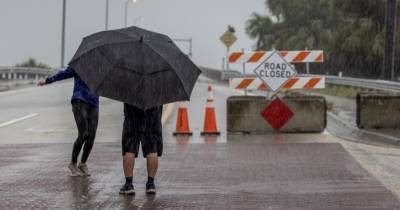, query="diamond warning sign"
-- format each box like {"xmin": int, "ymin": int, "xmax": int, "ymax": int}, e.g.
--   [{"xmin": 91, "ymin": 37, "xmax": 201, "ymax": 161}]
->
[
  {"xmin": 261, "ymin": 97, "xmax": 294, "ymax": 130},
  {"xmin": 254, "ymin": 50, "xmax": 297, "ymax": 92},
  {"xmin": 220, "ymin": 31, "xmax": 237, "ymax": 48}
]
